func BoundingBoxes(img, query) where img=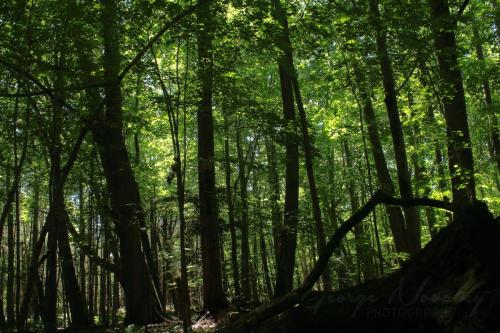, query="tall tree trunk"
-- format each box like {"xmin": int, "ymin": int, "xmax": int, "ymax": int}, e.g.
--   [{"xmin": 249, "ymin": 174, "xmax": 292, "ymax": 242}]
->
[
  {"xmin": 368, "ymin": 0, "xmax": 420, "ymax": 255},
  {"xmin": 291, "ymin": 53, "xmax": 332, "ymax": 292},
  {"xmin": 265, "ymin": 137, "xmax": 281, "ymax": 260},
  {"xmin": 0, "ymin": 248, "xmax": 6, "ymax": 330},
  {"xmin": 15, "ymin": 176, "xmax": 21, "ymax": 324},
  {"xmin": 259, "ymin": 220, "xmax": 273, "ymax": 299},
  {"xmin": 353, "ymin": 64, "xmax": 409, "ymax": 254},
  {"xmin": 151, "ymin": 42, "xmax": 192, "ymax": 329},
  {"xmin": 90, "ymin": 0, "xmax": 165, "ymax": 324},
  {"xmin": 224, "ymin": 131, "xmax": 241, "ymax": 296},
  {"xmin": 408, "ymin": 118, "xmax": 438, "ymax": 238},
  {"xmin": 7, "ymin": 167, "xmax": 15, "ymax": 330},
  {"xmin": 472, "ymin": 15, "xmax": 499, "ymax": 172},
  {"xmin": 99, "ymin": 221, "xmax": 109, "ymax": 326},
  {"xmin": 54, "ymin": 187, "xmax": 90, "ymax": 328},
  {"xmin": 87, "ymin": 176, "xmax": 95, "ymax": 323},
  {"xmin": 428, "ymin": 0, "xmax": 476, "ymax": 206},
  {"xmin": 236, "ymin": 130, "xmax": 251, "ymax": 300},
  {"xmin": 44, "ymin": 207, "xmax": 58, "ymax": 332},
  {"xmin": 325, "ymin": 148, "xmax": 351, "ymax": 289},
  {"xmin": 196, "ymin": 0, "xmax": 227, "ymax": 314},
  {"xmin": 78, "ymin": 182, "xmax": 87, "ymax": 311},
  {"xmin": 31, "ymin": 173, "xmax": 41, "ymax": 324},
  {"xmin": 271, "ymin": 0, "xmax": 300, "ymax": 298},
  {"xmin": 46, "ymin": 48, "xmax": 90, "ymax": 329},
  {"xmin": 271, "ymin": 0, "xmax": 332, "ymax": 291},
  {"xmin": 342, "ymin": 139, "xmax": 377, "ymax": 281}
]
